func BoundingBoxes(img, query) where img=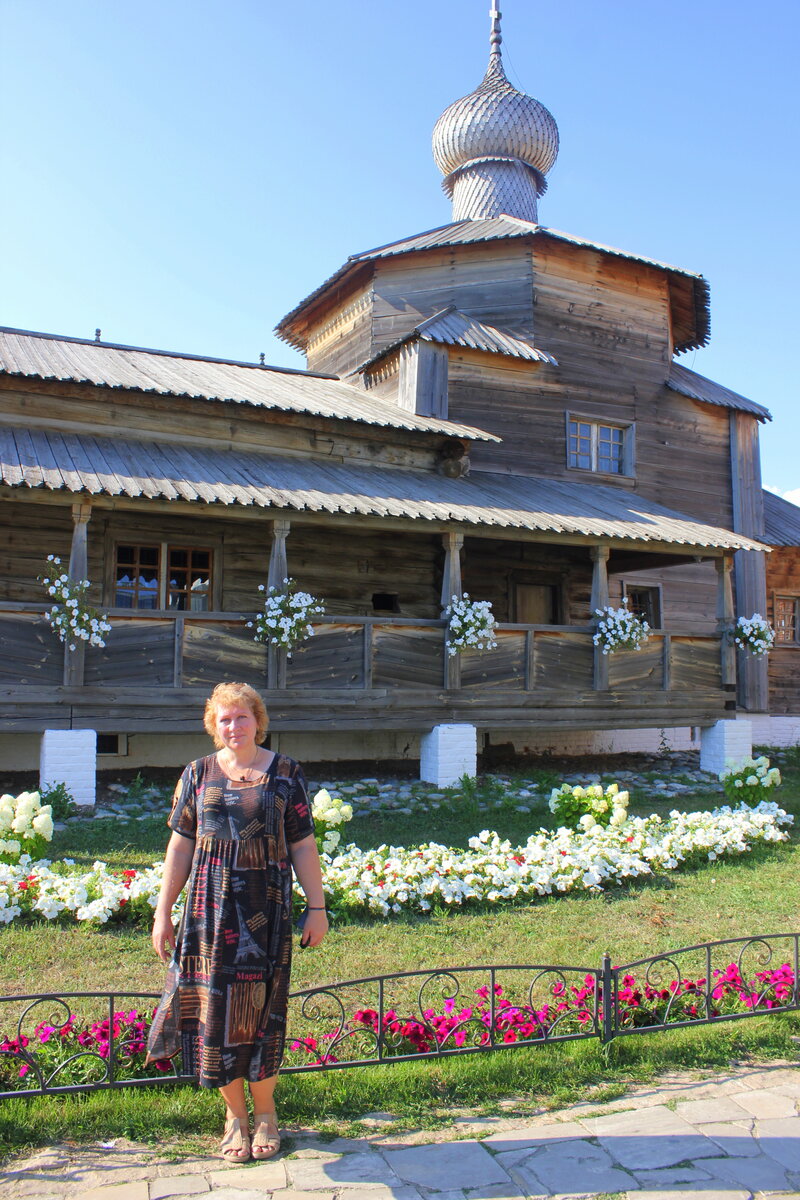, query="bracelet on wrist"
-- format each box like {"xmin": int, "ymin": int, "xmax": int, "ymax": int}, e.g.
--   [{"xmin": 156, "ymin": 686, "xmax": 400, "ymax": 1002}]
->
[{"xmin": 307, "ymin": 906, "xmax": 326, "ymax": 910}]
